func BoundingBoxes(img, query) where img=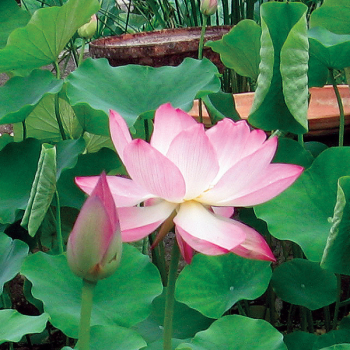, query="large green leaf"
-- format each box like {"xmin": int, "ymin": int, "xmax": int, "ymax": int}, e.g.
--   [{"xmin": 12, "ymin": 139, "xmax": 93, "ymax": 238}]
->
[
  {"xmin": 65, "ymin": 57, "xmax": 221, "ymax": 136},
  {"xmin": 313, "ymin": 329, "xmax": 350, "ymax": 350},
  {"xmin": 0, "ymin": 234, "xmax": 28, "ymax": 294},
  {"xmin": 283, "ymin": 331, "xmax": 317, "ymax": 350},
  {"xmin": 0, "ymin": 70, "xmax": 63, "ymax": 125},
  {"xmin": 271, "ymin": 259, "xmax": 337, "ymax": 310},
  {"xmin": 13, "ymin": 94, "xmax": 83, "ymax": 143},
  {"xmin": 21, "ymin": 144, "xmax": 56, "ymax": 237},
  {"xmin": 206, "ymin": 20, "xmax": 261, "ymax": 80},
  {"xmin": 175, "ymin": 253, "xmax": 272, "ymax": 319},
  {"xmin": 0, "ymin": 310, "xmax": 48, "ymax": 345},
  {"xmin": 134, "ymin": 289, "xmax": 214, "ymax": 344},
  {"xmin": 176, "ymin": 315, "xmax": 287, "ymax": 350},
  {"xmin": 310, "ymin": 0, "xmax": 350, "ymax": 35},
  {"xmin": 87, "ymin": 324, "xmax": 146, "ymax": 350},
  {"xmin": 21, "ymin": 244, "xmax": 162, "ymax": 338},
  {"xmin": 320, "ymin": 176, "xmax": 350, "ymax": 275},
  {"xmin": 308, "ymin": 27, "xmax": 350, "ymax": 71},
  {"xmin": 255, "ymin": 147, "xmax": 350, "ymax": 262},
  {"xmin": 248, "ymin": 2, "xmax": 309, "ymax": 134},
  {"xmin": 57, "ymin": 147, "xmax": 121, "ymax": 209},
  {"xmin": 0, "ymin": 0, "xmax": 100, "ymax": 73},
  {"xmin": 0, "ymin": 0, "xmax": 30, "ymax": 49},
  {"xmin": 0, "ymin": 138, "xmax": 41, "ymax": 224}
]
